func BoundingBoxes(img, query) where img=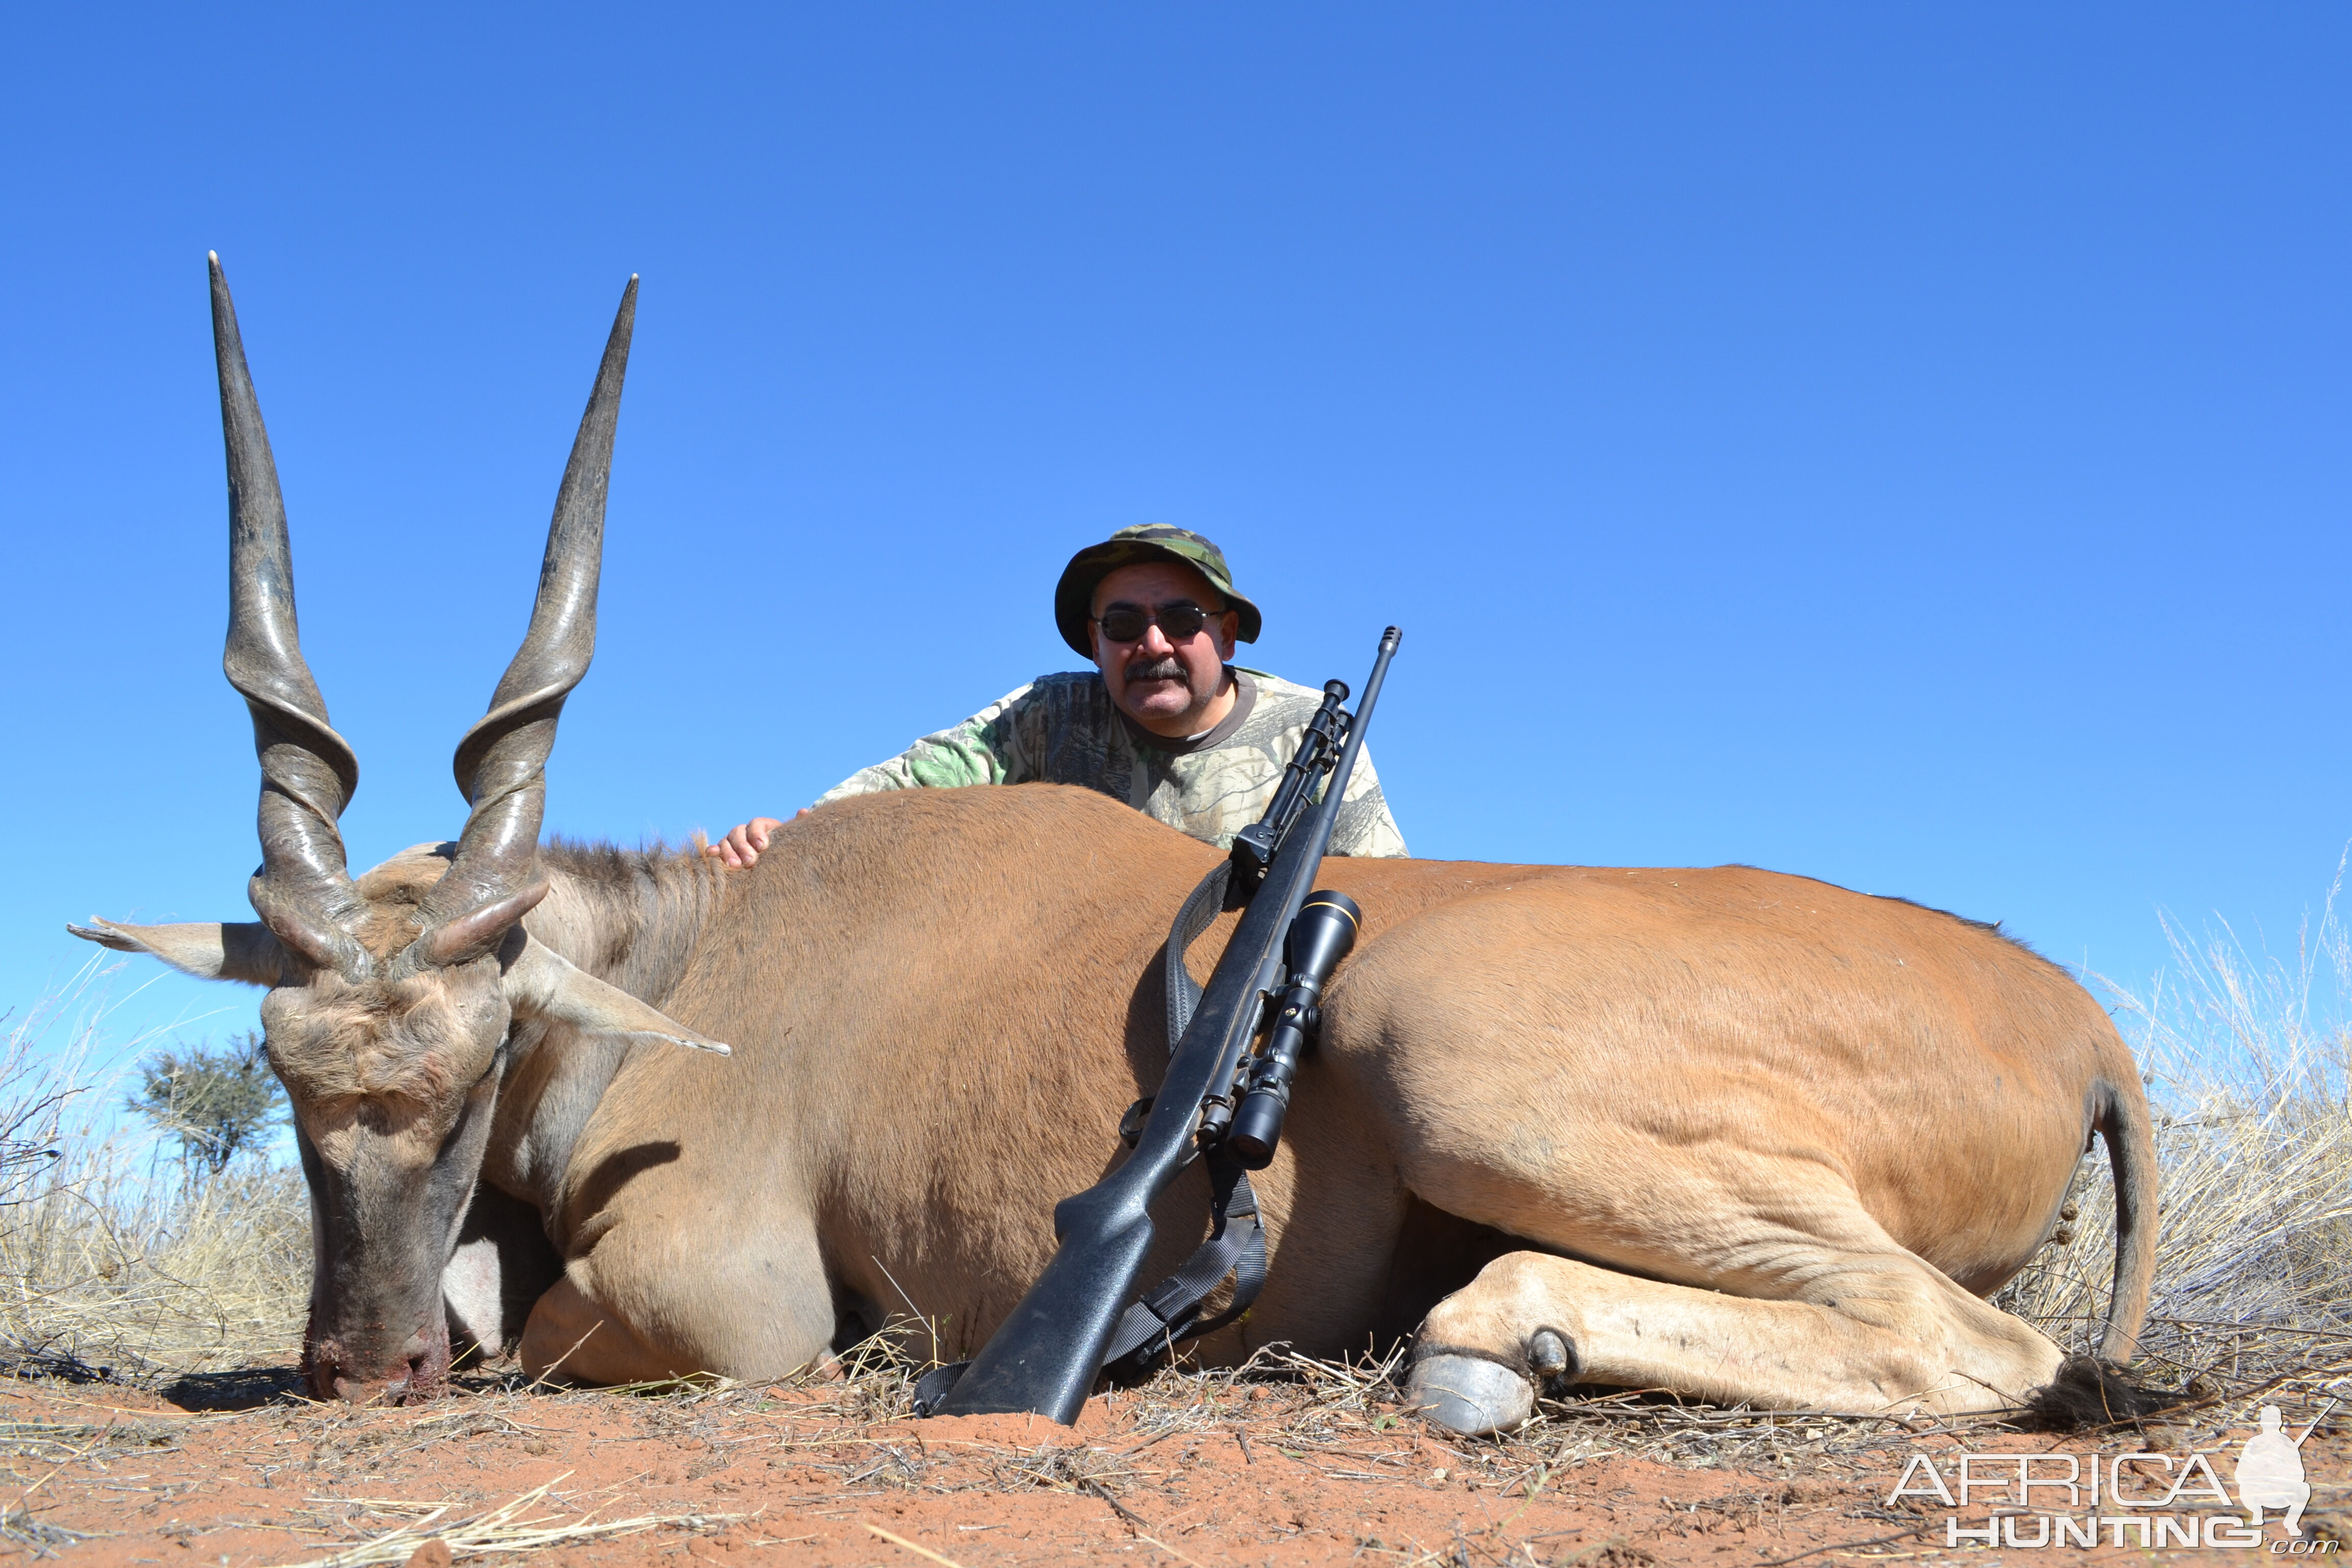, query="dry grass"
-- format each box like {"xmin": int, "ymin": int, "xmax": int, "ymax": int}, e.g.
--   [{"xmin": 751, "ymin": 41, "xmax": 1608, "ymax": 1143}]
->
[
  {"xmin": 0, "ymin": 982, "xmax": 308, "ymax": 1383},
  {"xmin": 1994, "ymin": 871, "xmax": 2352, "ymax": 1388},
  {"xmin": 278, "ymin": 1473, "xmax": 744, "ymax": 1567}
]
